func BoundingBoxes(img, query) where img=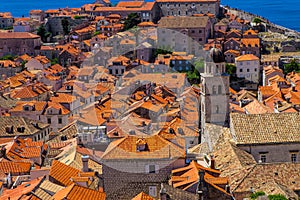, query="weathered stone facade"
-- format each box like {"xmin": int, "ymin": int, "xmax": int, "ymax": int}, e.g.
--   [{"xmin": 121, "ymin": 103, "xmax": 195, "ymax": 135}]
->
[
  {"xmin": 102, "ymin": 159, "xmax": 185, "ymax": 199},
  {"xmin": 156, "ymin": 0, "xmax": 220, "ymax": 17}
]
